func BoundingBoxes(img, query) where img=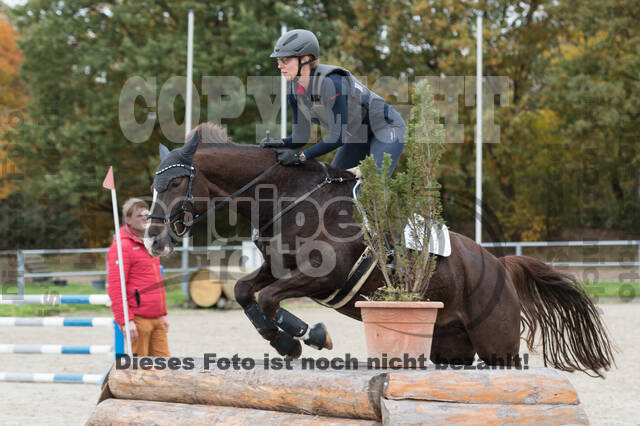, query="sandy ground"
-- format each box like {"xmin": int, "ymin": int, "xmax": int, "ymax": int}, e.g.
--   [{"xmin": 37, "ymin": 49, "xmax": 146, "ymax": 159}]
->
[{"xmin": 0, "ymin": 302, "xmax": 637, "ymax": 426}]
